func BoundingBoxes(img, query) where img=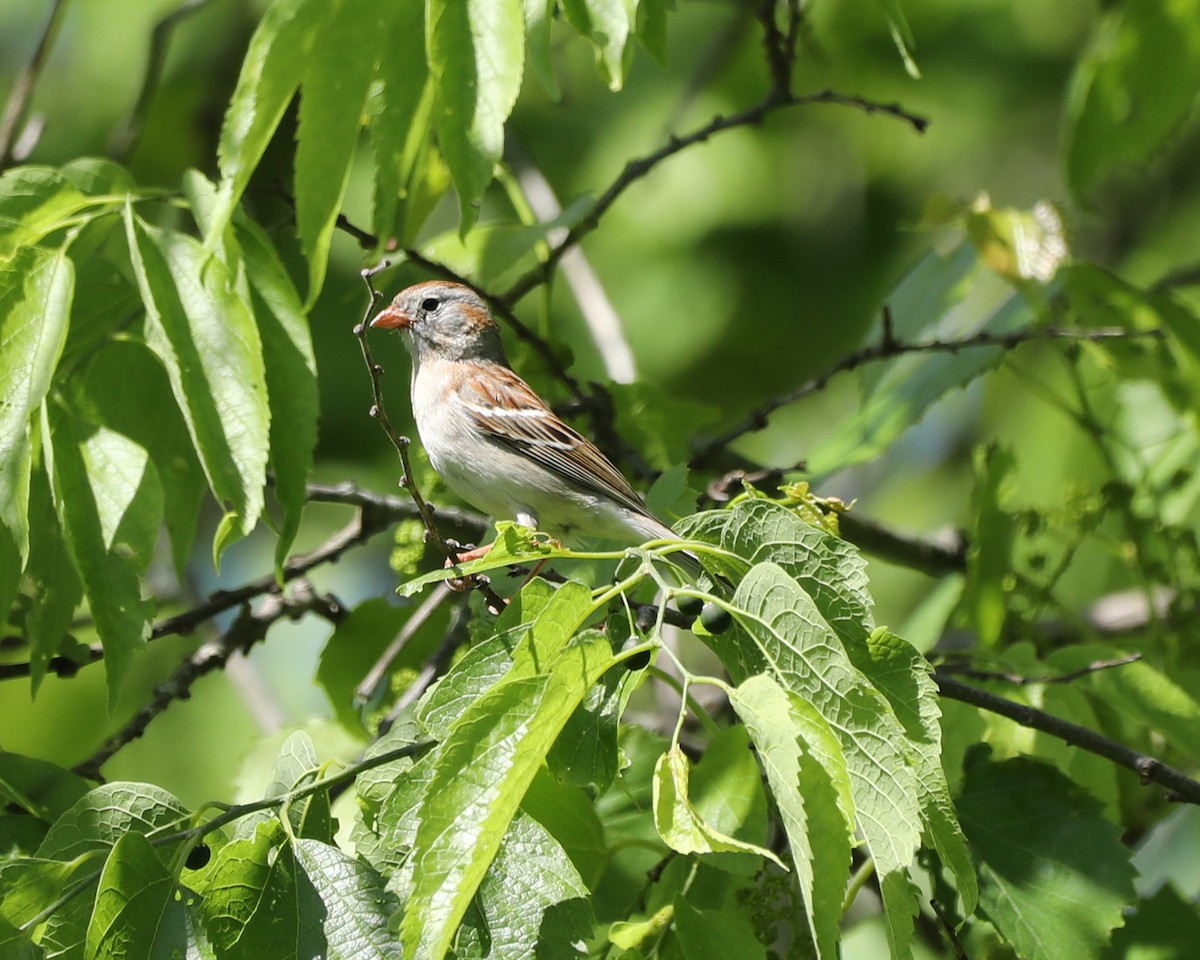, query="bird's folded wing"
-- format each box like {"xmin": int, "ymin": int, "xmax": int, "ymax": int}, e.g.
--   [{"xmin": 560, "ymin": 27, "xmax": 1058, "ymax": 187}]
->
[{"xmin": 460, "ymin": 367, "xmax": 652, "ymax": 519}]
